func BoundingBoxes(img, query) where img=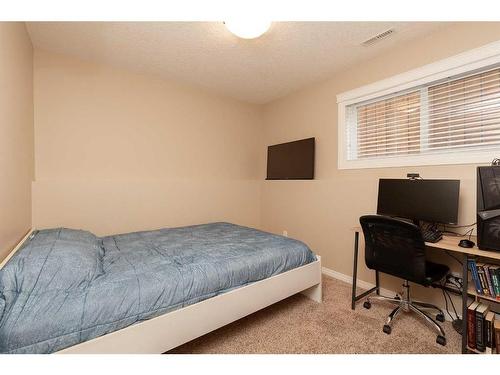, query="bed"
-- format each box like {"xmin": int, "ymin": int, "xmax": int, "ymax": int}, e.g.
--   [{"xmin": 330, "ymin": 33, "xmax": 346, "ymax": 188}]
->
[{"xmin": 0, "ymin": 222, "xmax": 321, "ymax": 354}]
